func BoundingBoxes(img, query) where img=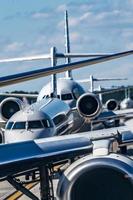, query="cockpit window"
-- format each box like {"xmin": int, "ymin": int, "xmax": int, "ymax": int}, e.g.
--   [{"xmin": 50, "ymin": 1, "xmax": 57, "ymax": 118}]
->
[
  {"xmin": 12, "ymin": 122, "xmax": 26, "ymax": 129},
  {"xmin": 6, "ymin": 122, "xmax": 14, "ymax": 130},
  {"xmin": 42, "ymin": 119, "xmax": 50, "ymax": 128},
  {"xmin": 53, "ymin": 114, "xmax": 67, "ymax": 125},
  {"xmin": 61, "ymin": 93, "xmax": 73, "ymax": 100},
  {"xmin": 28, "ymin": 120, "xmax": 43, "ymax": 129},
  {"xmin": 6, "ymin": 119, "xmax": 52, "ymax": 130}
]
